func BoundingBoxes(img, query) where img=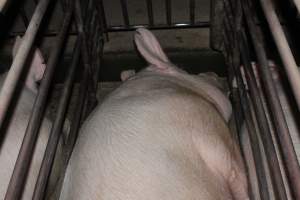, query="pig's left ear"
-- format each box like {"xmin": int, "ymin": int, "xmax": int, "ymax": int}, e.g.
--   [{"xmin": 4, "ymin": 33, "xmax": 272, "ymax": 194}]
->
[{"xmin": 134, "ymin": 28, "xmax": 171, "ymax": 70}]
